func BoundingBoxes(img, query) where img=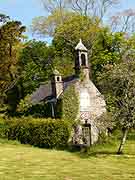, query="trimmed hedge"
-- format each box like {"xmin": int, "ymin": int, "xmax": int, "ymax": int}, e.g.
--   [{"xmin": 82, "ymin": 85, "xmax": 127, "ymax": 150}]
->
[
  {"xmin": 7, "ymin": 118, "xmax": 71, "ymax": 149},
  {"xmin": 0, "ymin": 117, "xmax": 8, "ymax": 138}
]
